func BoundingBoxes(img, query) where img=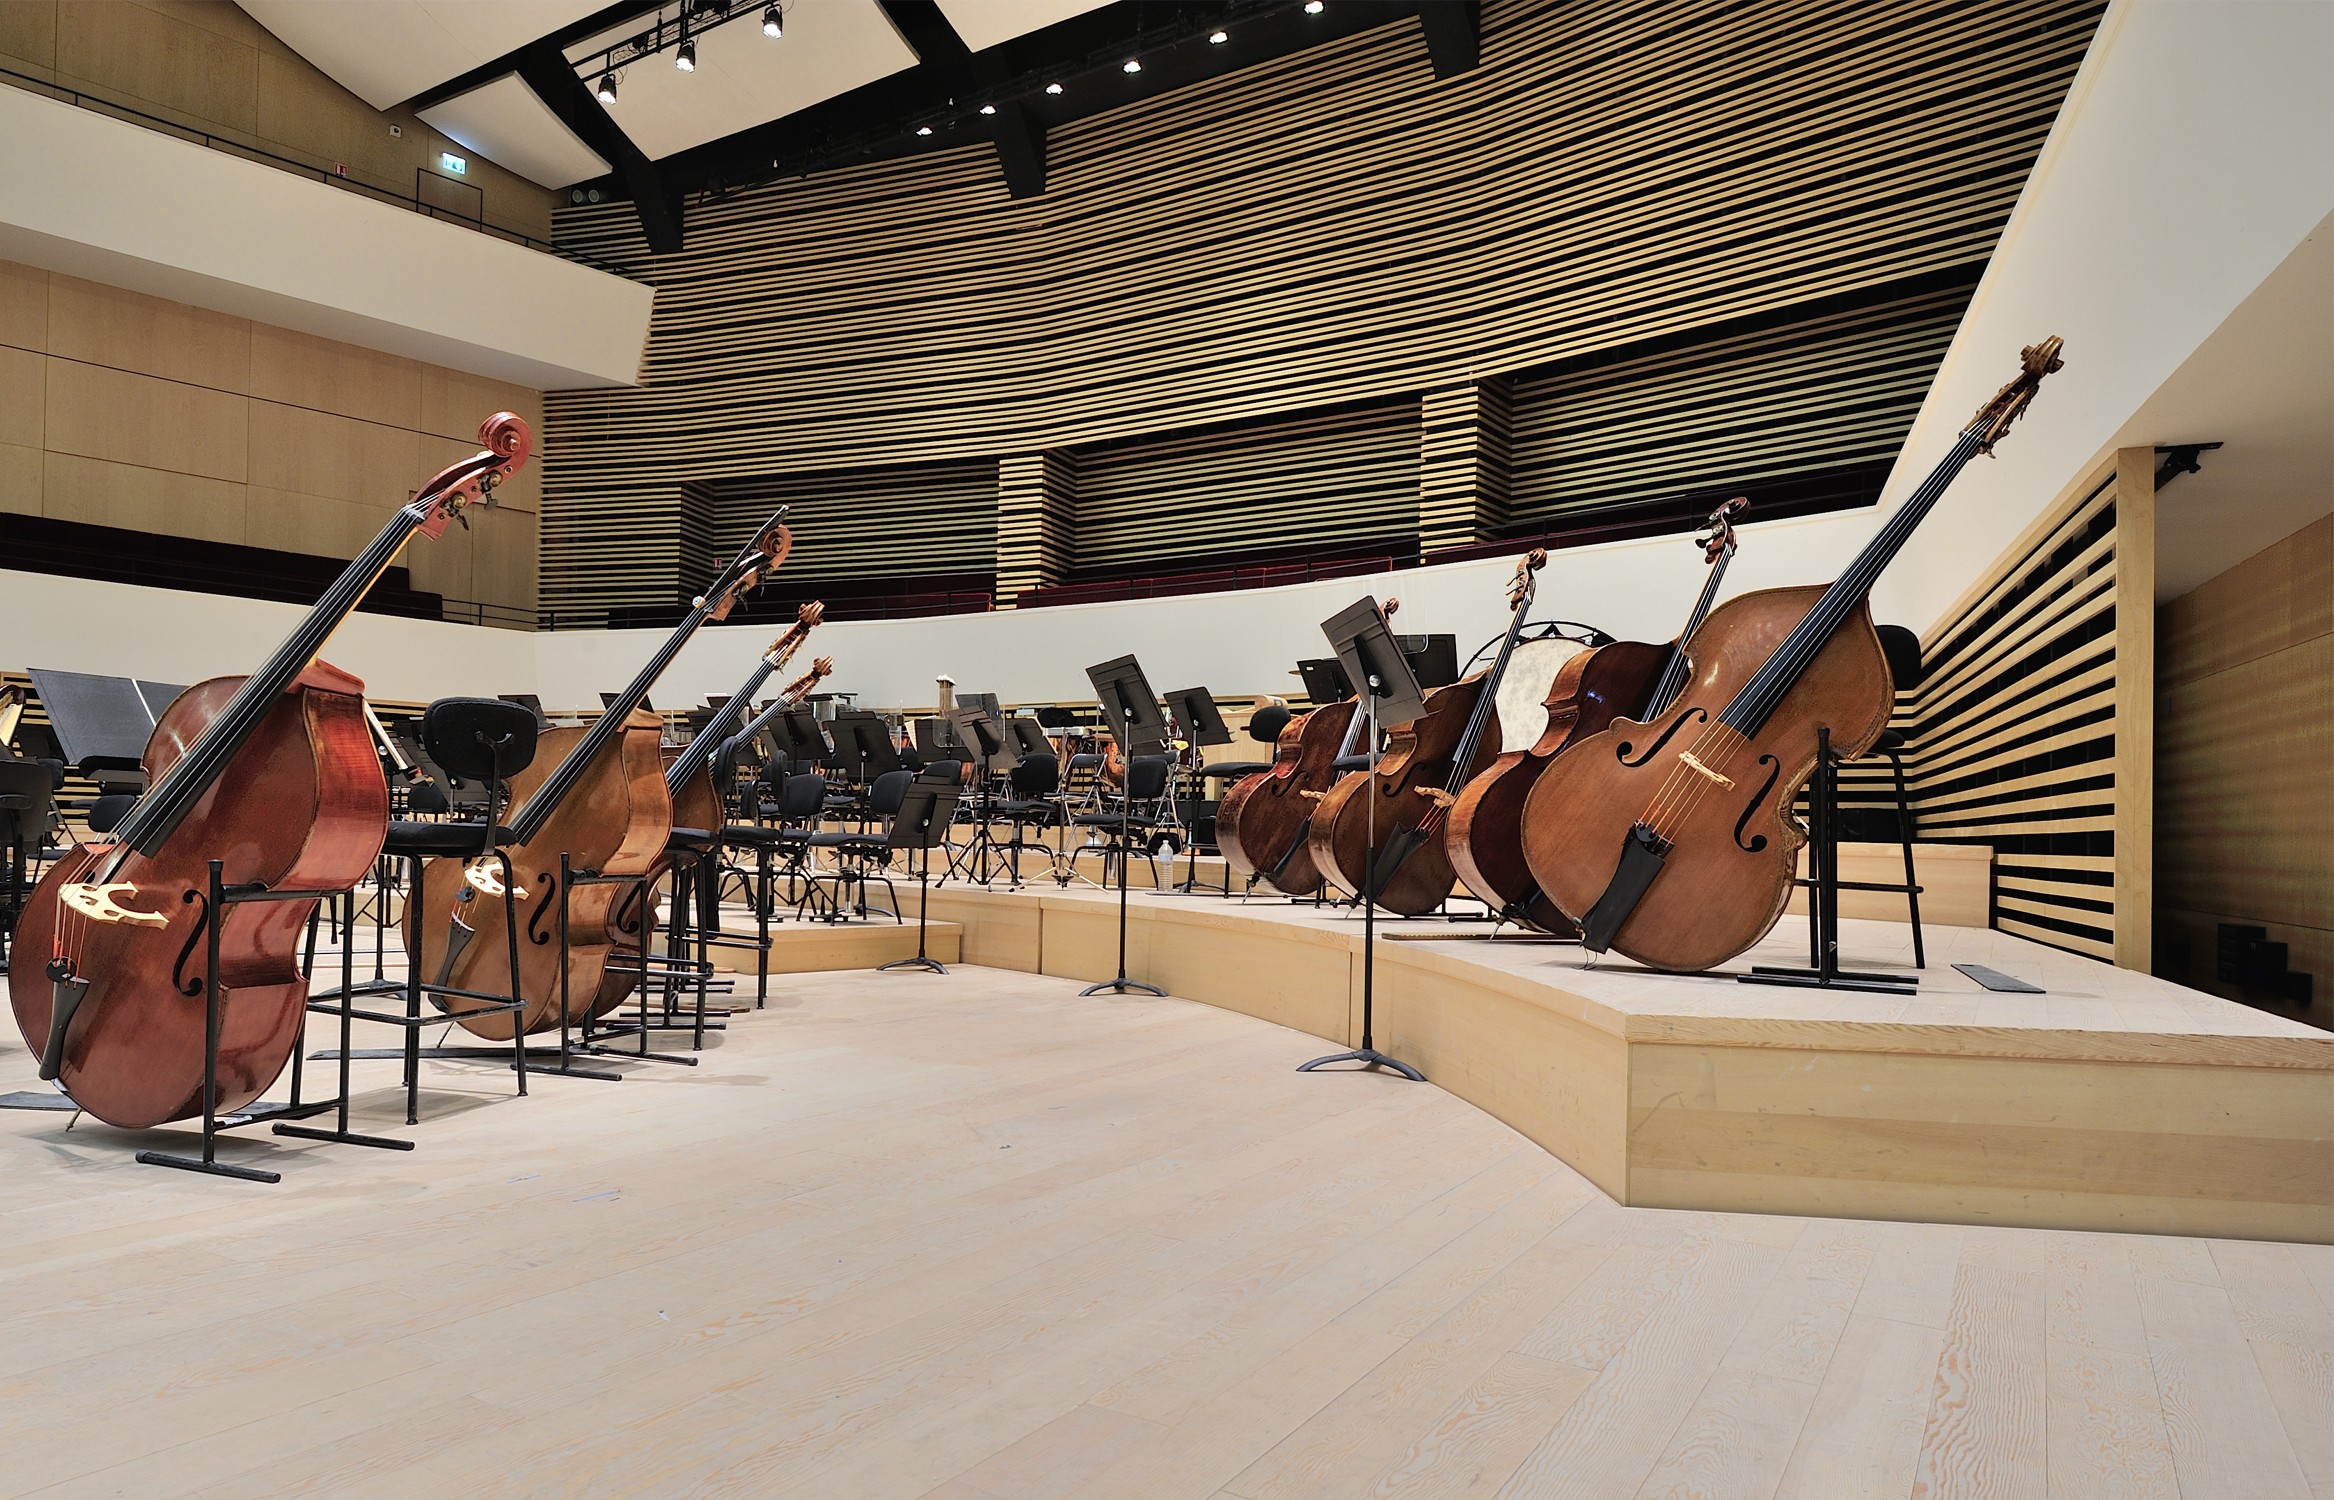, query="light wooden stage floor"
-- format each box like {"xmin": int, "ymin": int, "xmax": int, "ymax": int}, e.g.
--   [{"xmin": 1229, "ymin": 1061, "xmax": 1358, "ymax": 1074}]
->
[{"xmin": 2, "ymin": 961, "xmax": 2328, "ymax": 1499}]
